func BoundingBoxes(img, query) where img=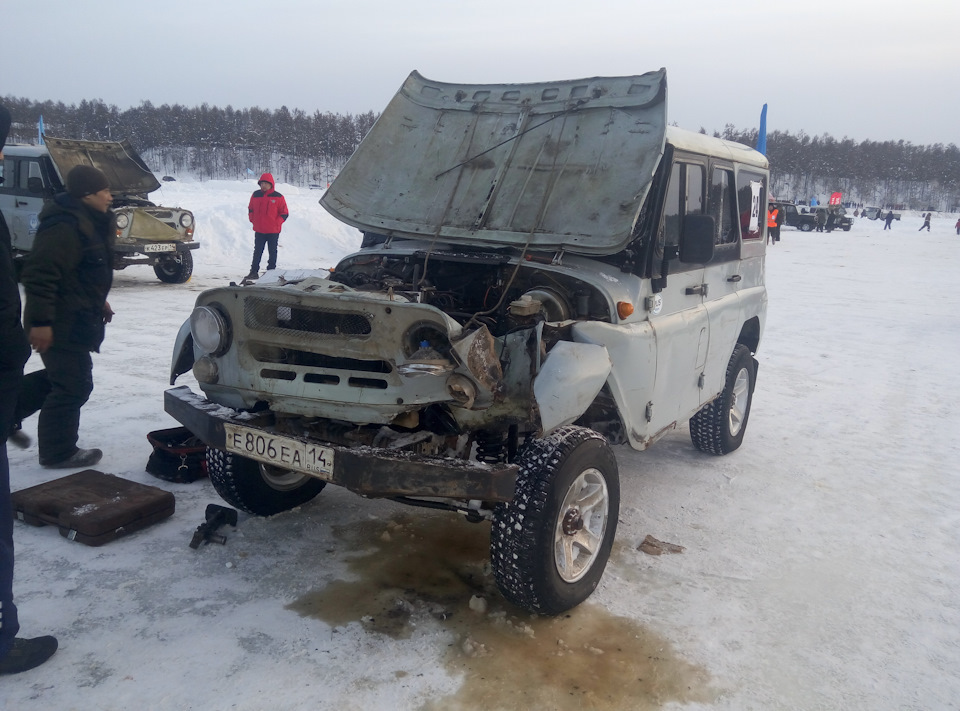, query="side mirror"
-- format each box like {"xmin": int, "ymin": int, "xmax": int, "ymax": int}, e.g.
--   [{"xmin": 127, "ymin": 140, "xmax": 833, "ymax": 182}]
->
[
  {"xmin": 27, "ymin": 176, "xmax": 45, "ymax": 193},
  {"xmin": 679, "ymin": 215, "xmax": 715, "ymax": 263}
]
